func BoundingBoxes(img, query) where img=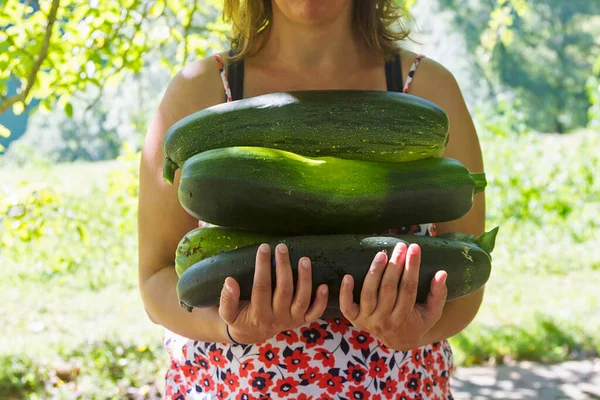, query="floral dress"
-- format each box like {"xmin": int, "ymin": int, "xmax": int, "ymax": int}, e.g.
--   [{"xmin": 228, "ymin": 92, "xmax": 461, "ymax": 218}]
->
[{"xmin": 162, "ymin": 53, "xmax": 455, "ymax": 400}]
